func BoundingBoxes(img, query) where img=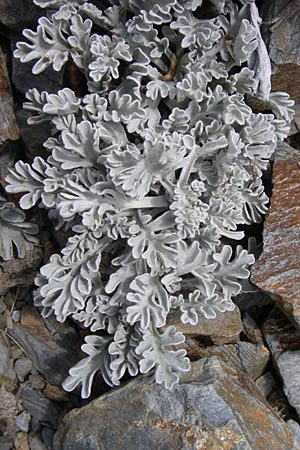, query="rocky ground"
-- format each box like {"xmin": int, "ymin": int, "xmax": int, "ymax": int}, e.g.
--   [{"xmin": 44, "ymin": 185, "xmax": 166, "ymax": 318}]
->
[{"xmin": 1, "ymin": 0, "xmax": 300, "ymax": 449}]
